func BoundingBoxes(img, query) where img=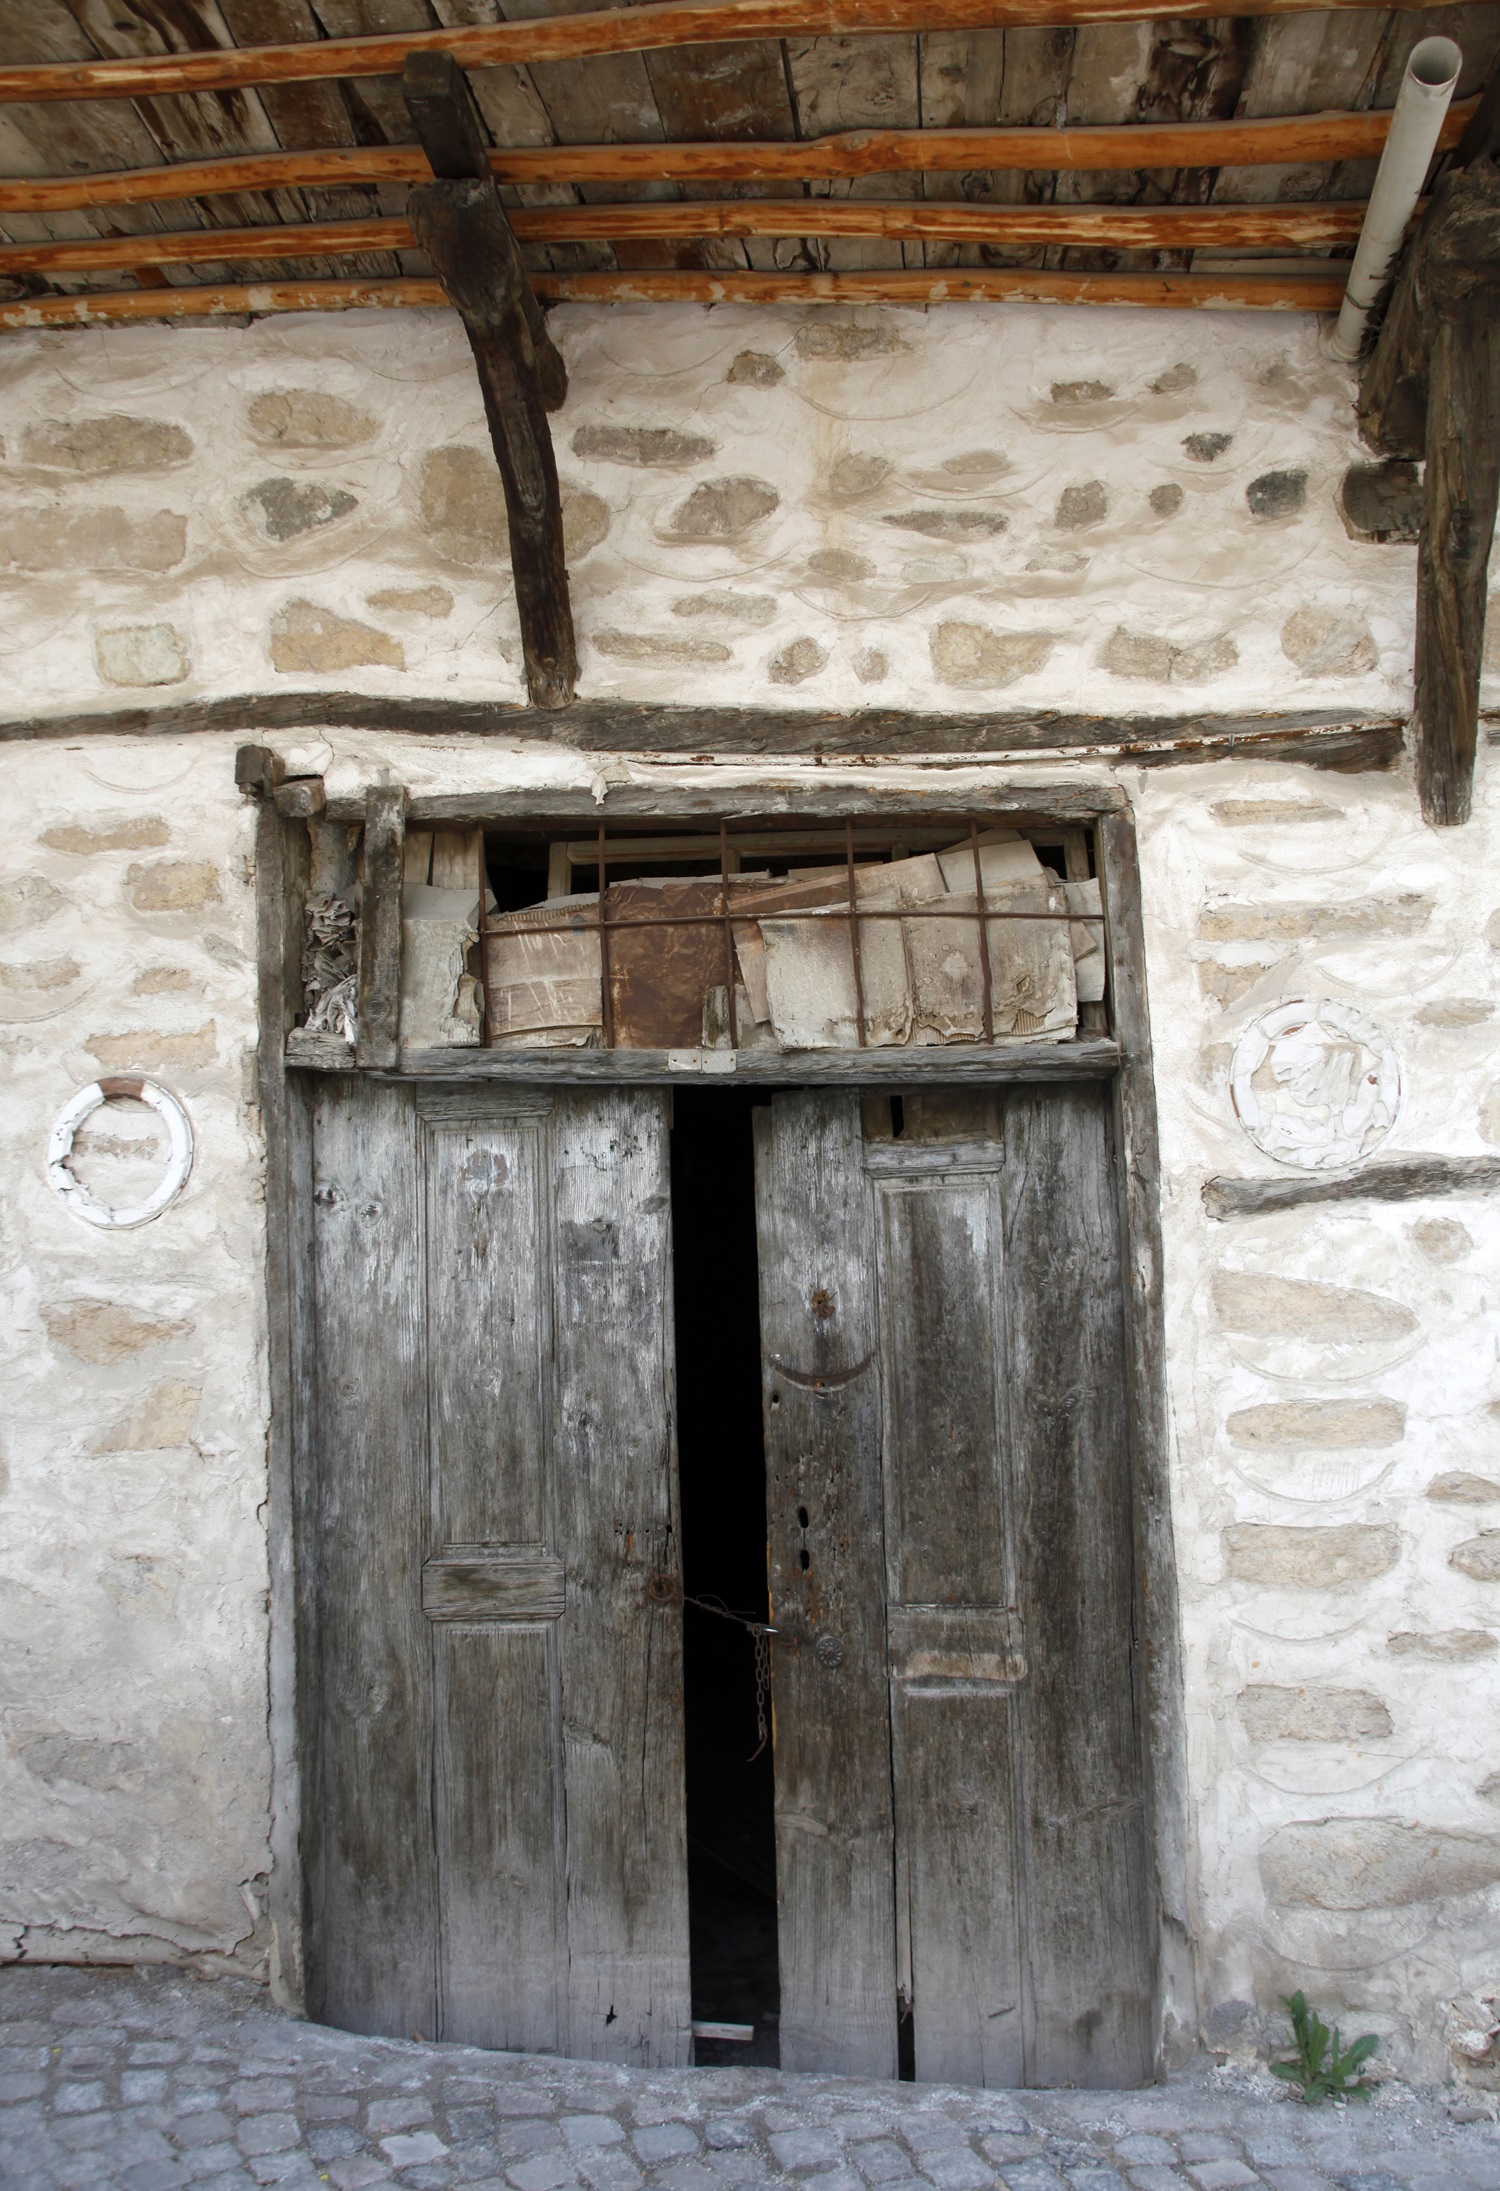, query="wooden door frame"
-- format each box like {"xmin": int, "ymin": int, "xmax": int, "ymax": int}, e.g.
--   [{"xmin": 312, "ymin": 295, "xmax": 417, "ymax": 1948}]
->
[{"xmin": 256, "ymin": 775, "xmax": 1196, "ymax": 2076}]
